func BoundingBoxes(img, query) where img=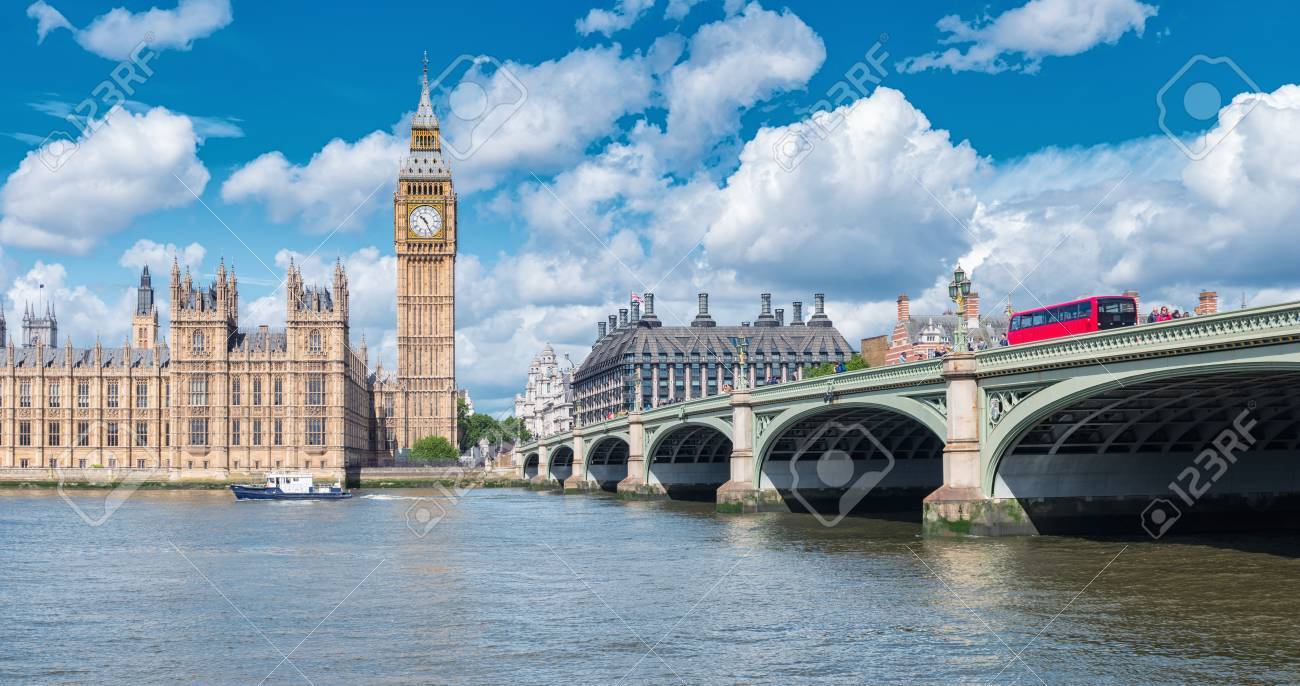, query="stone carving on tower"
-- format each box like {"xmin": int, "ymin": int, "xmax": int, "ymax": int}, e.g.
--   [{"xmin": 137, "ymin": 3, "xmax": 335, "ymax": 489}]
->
[
  {"xmin": 391, "ymin": 52, "xmax": 458, "ymax": 449},
  {"xmin": 22, "ymin": 301, "xmax": 57, "ymax": 348},
  {"xmin": 133, "ymin": 266, "xmax": 159, "ymax": 349}
]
